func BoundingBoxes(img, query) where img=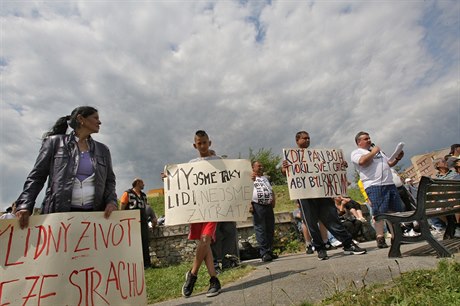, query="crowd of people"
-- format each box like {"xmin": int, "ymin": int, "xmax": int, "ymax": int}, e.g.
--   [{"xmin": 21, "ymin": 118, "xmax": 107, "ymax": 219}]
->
[
  {"xmin": 428, "ymin": 144, "xmax": 460, "ymax": 237},
  {"xmin": 1, "ymin": 105, "xmax": 459, "ymax": 300}
]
